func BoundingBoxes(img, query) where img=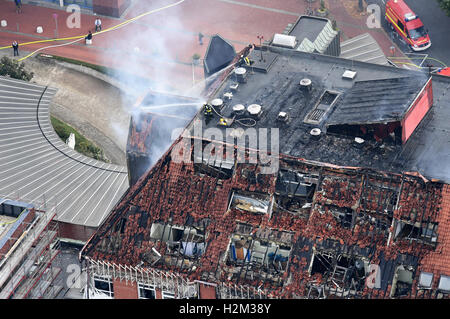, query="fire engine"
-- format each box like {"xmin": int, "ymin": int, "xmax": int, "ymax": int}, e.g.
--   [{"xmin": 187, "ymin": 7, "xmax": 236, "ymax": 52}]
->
[{"xmin": 385, "ymin": 0, "xmax": 431, "ymax": 51}]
